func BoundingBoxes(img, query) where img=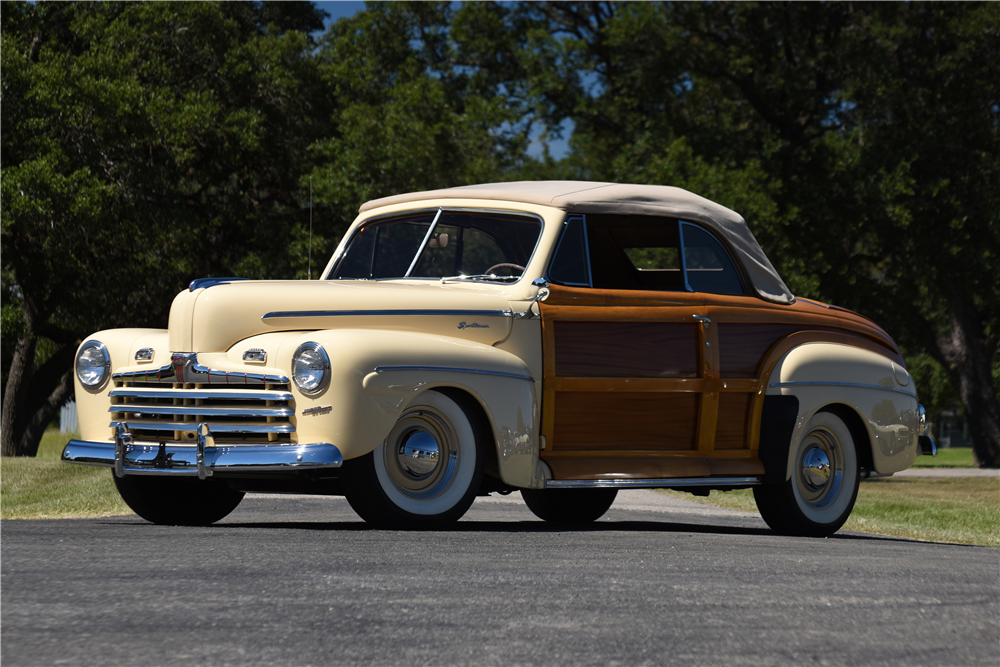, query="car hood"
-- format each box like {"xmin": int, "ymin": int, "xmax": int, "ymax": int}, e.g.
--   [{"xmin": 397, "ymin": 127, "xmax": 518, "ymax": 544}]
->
[{"xmin": 168, "ymin": 279, "xmax": 516, "ymax": 353}]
